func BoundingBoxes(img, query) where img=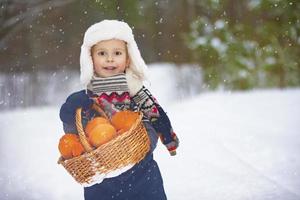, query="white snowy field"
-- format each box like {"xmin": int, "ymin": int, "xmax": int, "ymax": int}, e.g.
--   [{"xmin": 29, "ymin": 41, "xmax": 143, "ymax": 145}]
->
[{"xmin": 0, "ymin": 87, "xmax": 299, "ymax": 200}]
